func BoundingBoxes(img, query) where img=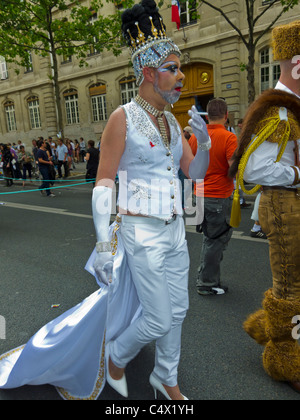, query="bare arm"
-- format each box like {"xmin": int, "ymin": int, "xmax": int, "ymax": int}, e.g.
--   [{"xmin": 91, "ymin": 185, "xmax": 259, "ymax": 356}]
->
[
  {"xmin": 180, "ymin": 131, "xmax": 196, "ymax": 178},
  {"xmin": 95, "ymin": 107, "xmax": 126, "ymax": 189},
  {"xmin": 38, "ymin": 157, "xmax": 53, "ymax": 166}
]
